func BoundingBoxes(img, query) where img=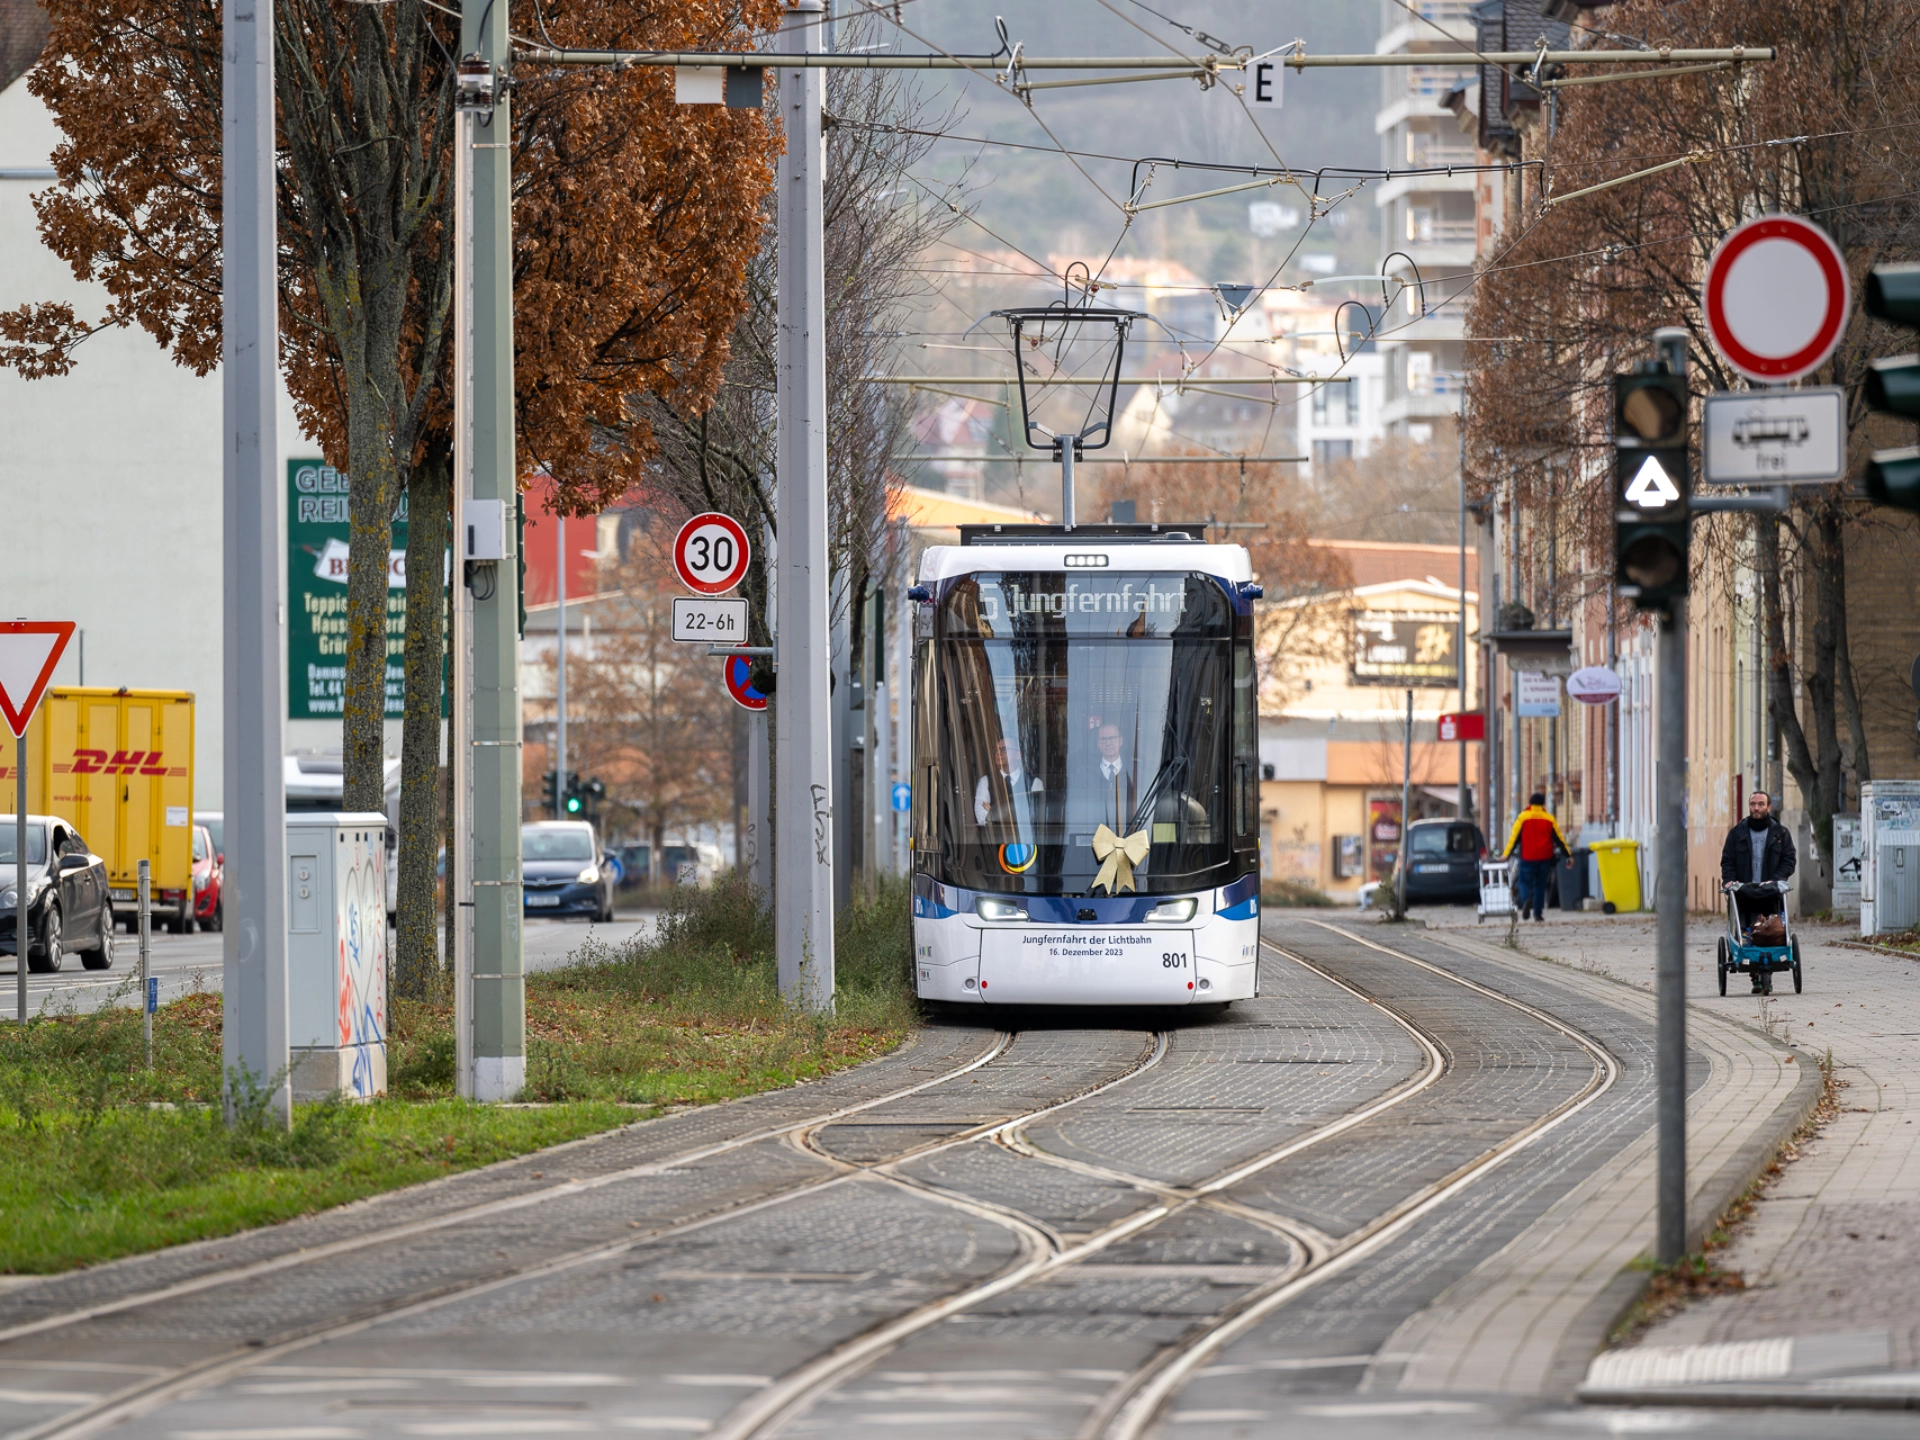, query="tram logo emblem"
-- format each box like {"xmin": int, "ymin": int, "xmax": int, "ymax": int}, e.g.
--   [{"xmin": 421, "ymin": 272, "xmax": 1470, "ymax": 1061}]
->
[{"xmin": 998, "ymin": 843, "xmax": 1036, "ymax": 874}]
